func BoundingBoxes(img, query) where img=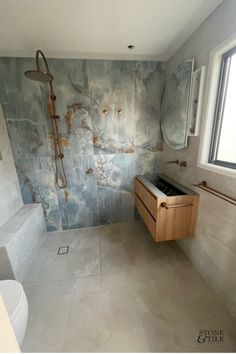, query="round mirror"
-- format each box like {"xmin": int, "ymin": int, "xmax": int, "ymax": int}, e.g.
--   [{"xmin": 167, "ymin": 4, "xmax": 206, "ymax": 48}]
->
[{"xmin": 161, "ymin": 59, "xmax": 194, "ymax": 150}]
